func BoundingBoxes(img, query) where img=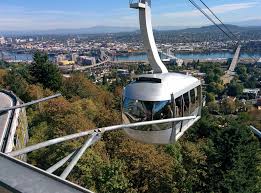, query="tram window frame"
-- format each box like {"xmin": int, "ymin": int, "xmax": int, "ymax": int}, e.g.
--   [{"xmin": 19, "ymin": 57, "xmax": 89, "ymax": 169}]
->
[
  {"xmin": 183, "ymin": 92, "xmax": 190, "ymax": 116},
  {"xmin": 123, "ymin": 98, "xmax": 174, "ymax": 131},
  {"xmin": 190, "ymin": 88, "xmax": 197, "ymax": 113},
  {"xmin": 195, "ymin": 87, "xmax": 199, "ymax": 101},
  {"xmin": 196, "ymin": 85, "xmax": 201, "ymax": 105},
  {"xmin": 190, "ymin": 89, "xmax": 196, "ymax": 104},
  {"xmin": 152, "ymin": 100, "xmax": 173, "ymax": 120},
  {"xmin": 175, "ymin": 96, "xmax": 183, "ymax": 117}
]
